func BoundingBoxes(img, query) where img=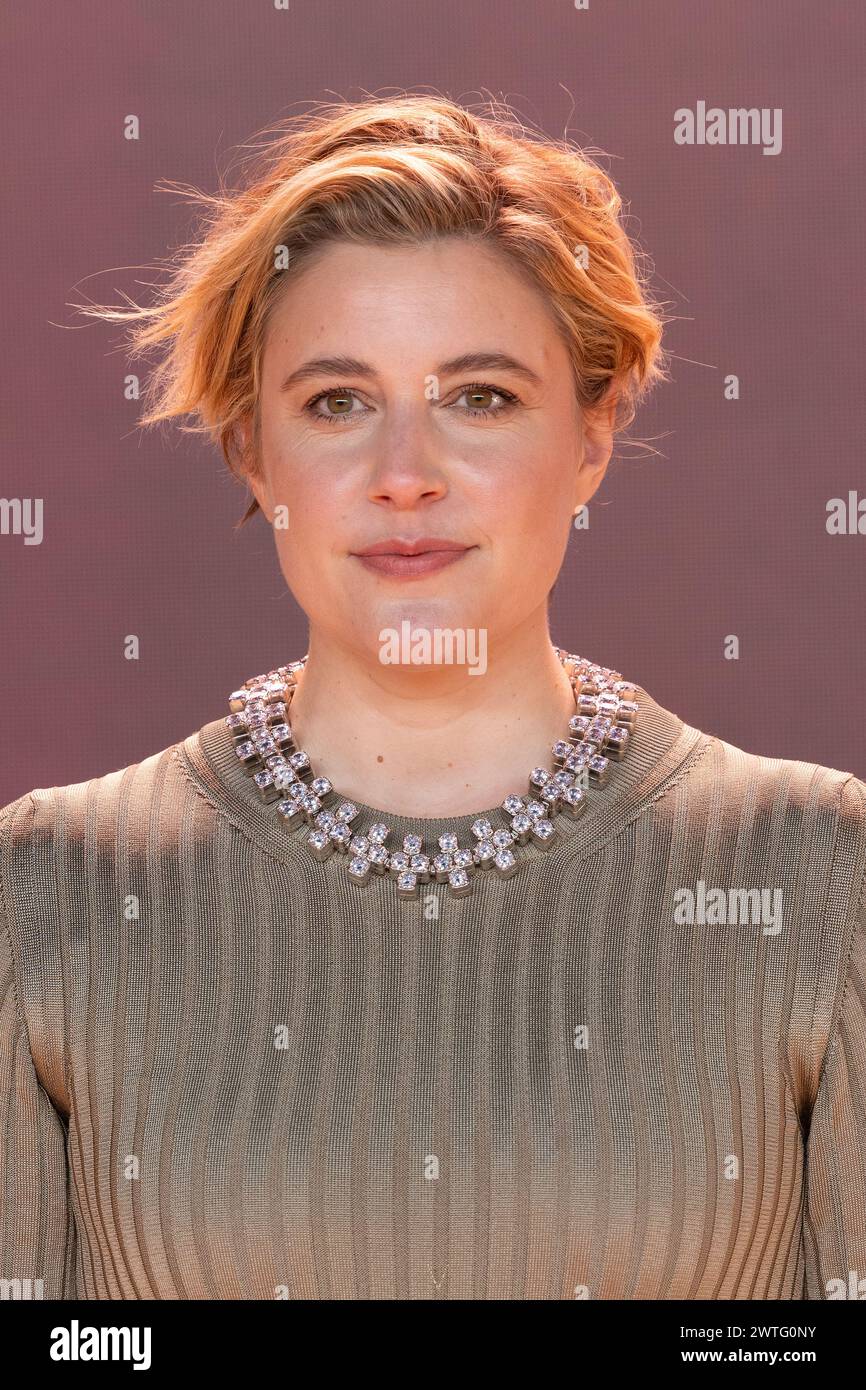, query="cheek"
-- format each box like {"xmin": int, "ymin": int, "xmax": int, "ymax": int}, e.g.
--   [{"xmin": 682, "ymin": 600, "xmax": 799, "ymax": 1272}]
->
[
  {"xmin": 258, "ymin": 428, "xmax": 349, "ymax": 549},
  {"xmin": 269, "ymin": 481, "xmax": 354, "ymax": 595},
  {"xmin": 473, "ymin": 455, "xmax": 568, "ymax": 551}
]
